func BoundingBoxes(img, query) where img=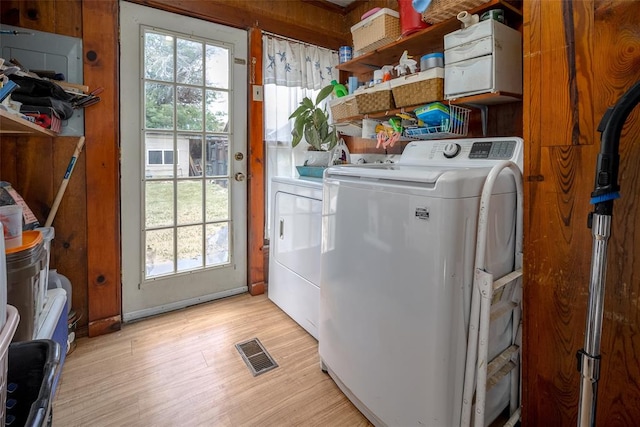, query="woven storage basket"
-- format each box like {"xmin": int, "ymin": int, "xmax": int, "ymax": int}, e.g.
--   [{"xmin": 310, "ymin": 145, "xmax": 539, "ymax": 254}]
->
[
  {"xmin": 390, "ymin": 68, "xmax": 444, "ymax": 108},
  {"xmin": 421, "ymin": 0, "xmax": 487, "ymax": 24},
  {"xmin": 351, "ymin": 8, "xmax": 401, "ymax": 54},
  {"xmin": 355, "ymin": 82, "xmax": 395, "ymax": 114},
  {"xmin": 330, "ymin": 95, "xmax": 360, "ymax": 121}
]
